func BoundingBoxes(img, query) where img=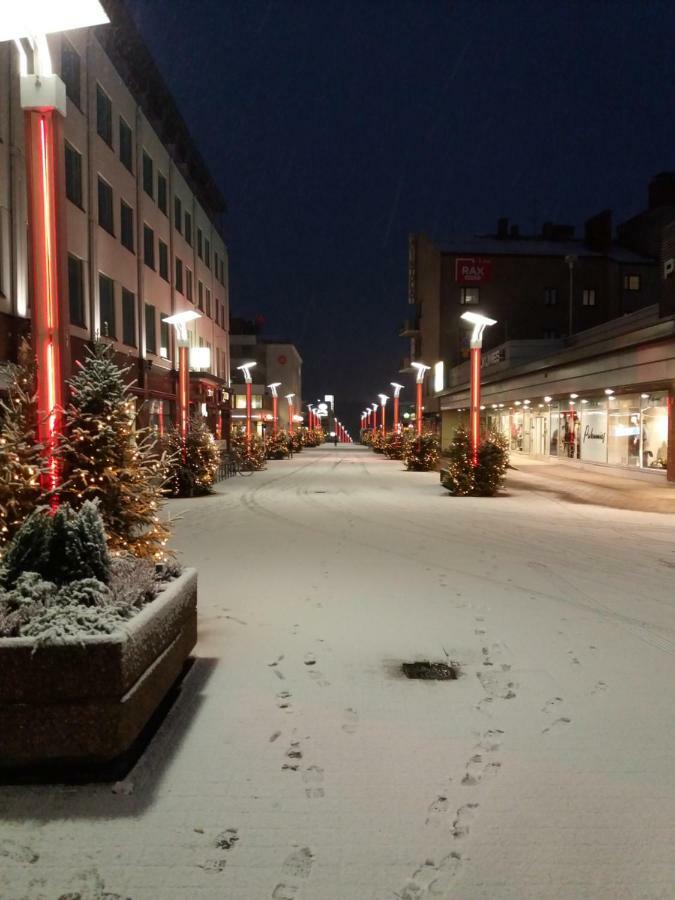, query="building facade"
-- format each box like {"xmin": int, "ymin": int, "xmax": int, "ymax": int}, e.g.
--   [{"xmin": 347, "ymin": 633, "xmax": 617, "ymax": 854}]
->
[
  {"xmin": 229, "ymin": 320, "xmax": 304, "ymax": 433},
  {"xmin": 0, "ymin": 1, "xmax": 230, "ymax": 435}
]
